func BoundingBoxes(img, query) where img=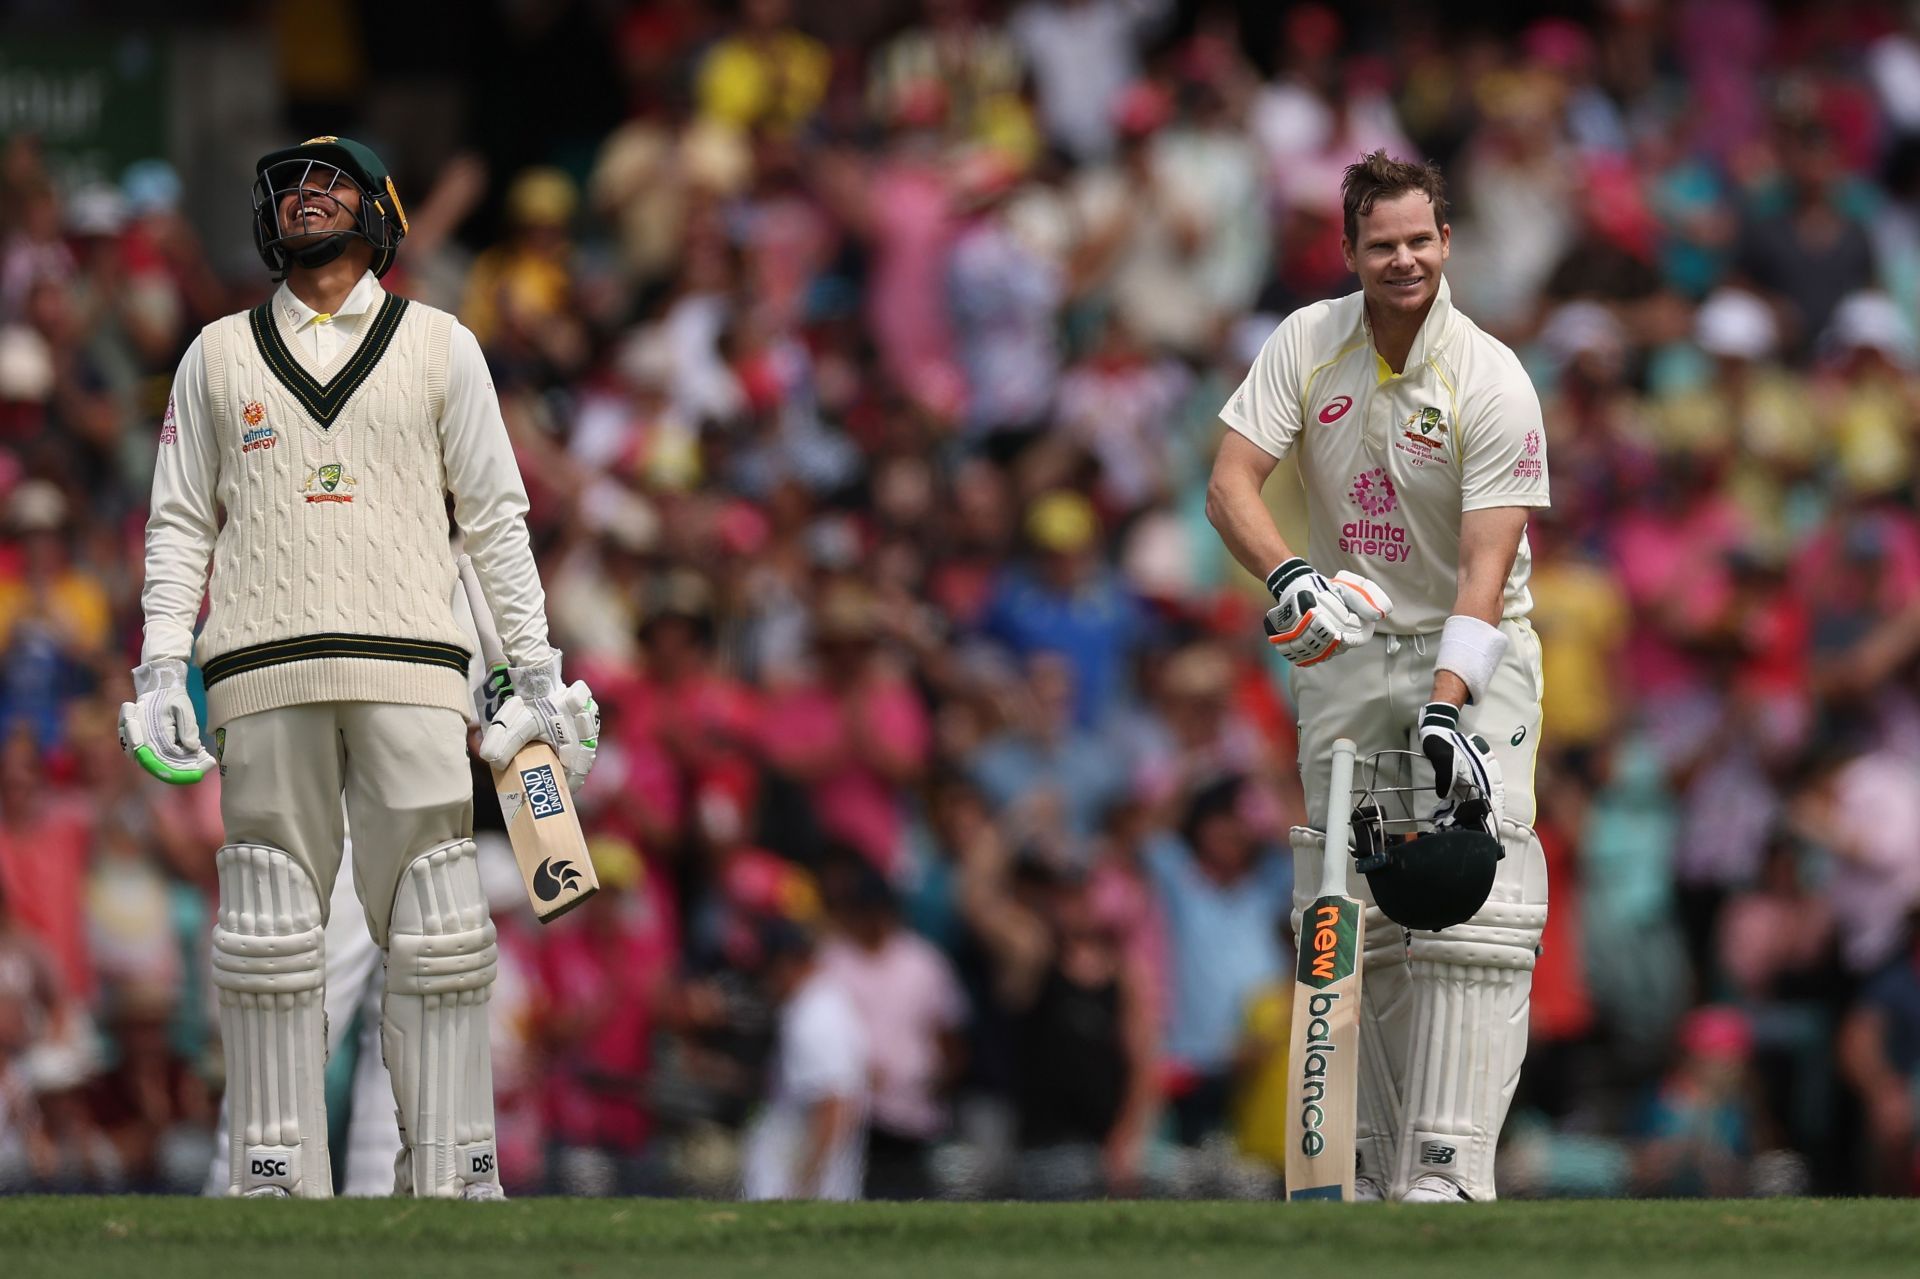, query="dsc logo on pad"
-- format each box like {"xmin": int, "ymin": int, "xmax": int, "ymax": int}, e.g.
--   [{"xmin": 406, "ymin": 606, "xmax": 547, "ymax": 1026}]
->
[{"xmin": 521, "ymin": 763, "xmax": 565, "ymax": 820}]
